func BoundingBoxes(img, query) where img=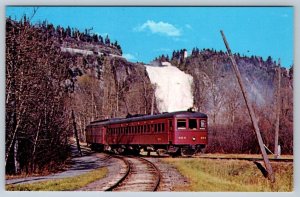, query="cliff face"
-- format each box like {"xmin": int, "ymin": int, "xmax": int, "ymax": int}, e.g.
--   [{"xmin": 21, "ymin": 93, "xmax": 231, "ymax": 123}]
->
[
  {"xmin": 61, "ymin": 43, "xmax": 154, "ymax": 141},
  {"xmin": 161, "ymin": 49, "xmax": 293, "ymax": 119}
]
